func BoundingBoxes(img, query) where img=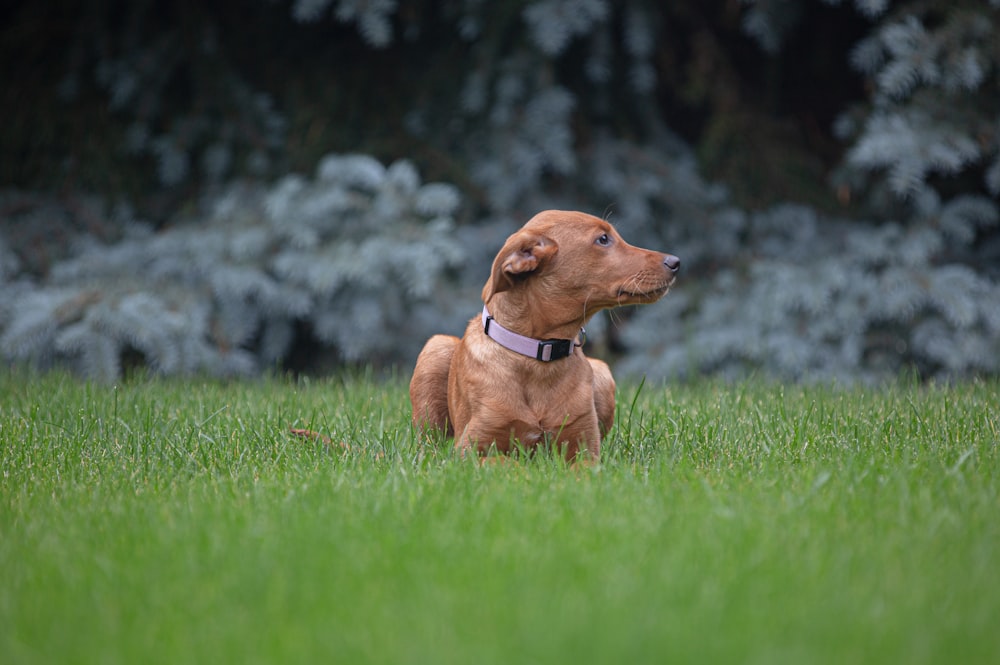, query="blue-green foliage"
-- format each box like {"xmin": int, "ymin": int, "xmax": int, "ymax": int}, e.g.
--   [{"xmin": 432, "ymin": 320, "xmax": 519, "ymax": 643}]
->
[
  {"xmin": 658, "ymin": 0, "xmax": 1000, "ymax": 382},
  {"xmin": 839, "ymin": 5, "xmax": 1000, "ymax": 200},
  {"xmin": 291, "ymin": 0, "xmax": 397, "ymax": 46},
  {"xmin": 619, "ymin": 198, "xmax": 1000, "ymax": 383},
  {"xmin": 0, "ymin": 156, "xmax": 463, "ymax": 380},
  {"xmin": 3, "ymin": 0, "xmax": 999, "ymax": 382},
  {"xmin": 86, "ymin": 32, "xmax": 286, "ymax": 189},
  {"xmin": 747, "ymin": 1, "xmax": 999, "ymax": 201}
]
